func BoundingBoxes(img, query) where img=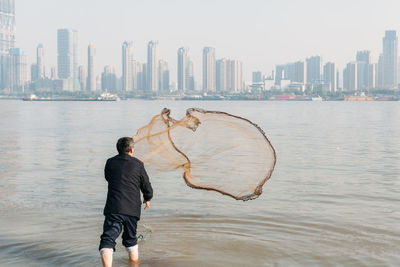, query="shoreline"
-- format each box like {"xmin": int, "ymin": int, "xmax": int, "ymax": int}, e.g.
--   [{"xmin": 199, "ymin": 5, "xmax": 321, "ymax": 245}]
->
[{"xmin": 1, "ymin": 94, "xmax": 399, "ymax": 102}]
